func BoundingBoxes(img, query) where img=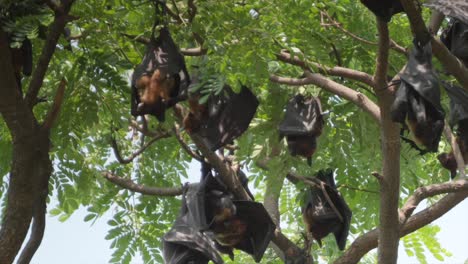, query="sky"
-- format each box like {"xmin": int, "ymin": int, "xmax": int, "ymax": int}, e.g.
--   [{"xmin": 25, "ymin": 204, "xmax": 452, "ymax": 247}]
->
[{"xmin": 23, "ymin": 166, "xmax": 468, "ymax": 264}]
